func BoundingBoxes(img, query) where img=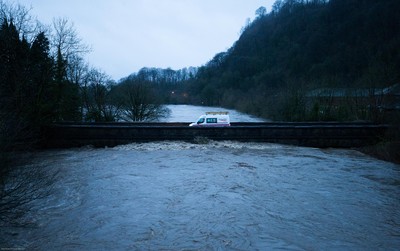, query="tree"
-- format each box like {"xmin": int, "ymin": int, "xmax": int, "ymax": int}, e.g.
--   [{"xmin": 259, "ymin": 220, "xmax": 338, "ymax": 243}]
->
[
  {"xmin": 51, "ymin": 17, "xmax": 90, "ymax": 62},
  {"xmin": 272, "ymin": 0, "xmax": 284, "ymax": 13},
  {"xmin": 116, "ymin": 78, "xmax": 170, "ymax": 122},
  {"xmin": 51, "ymin": 18, "xmax": 90, "ymax": 121},
  {"xmin": 182, "ymin": 0, "xmax": 400, "ymax": 122},
  {"xmin": 0, "ymin": 18, "xmax": 57, "ymax": 145},
  {"xmin": 0, "ymin": 0, "xmax": 41, "ymax": 41},
  {"xmin": 28, "ymin": 32, "xmax": 56, "ymax": 125},
  {"xmin": 0, "ymin": 16, "xmax": 58, "ymax": 223},
  {"xmin": 255, "ymin": 6, "xmax": 267, "ymax": 18},
  {"xmin": 0, "ymin": 0, "xmax": 104, "ymax": 226},
  {"xmin": 82, "ymin": 68, "xmax": 118, "ymax": 122},
  {"xmin": 0, "ymin": 20, "xmax": 31, "ymax": 145}
]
